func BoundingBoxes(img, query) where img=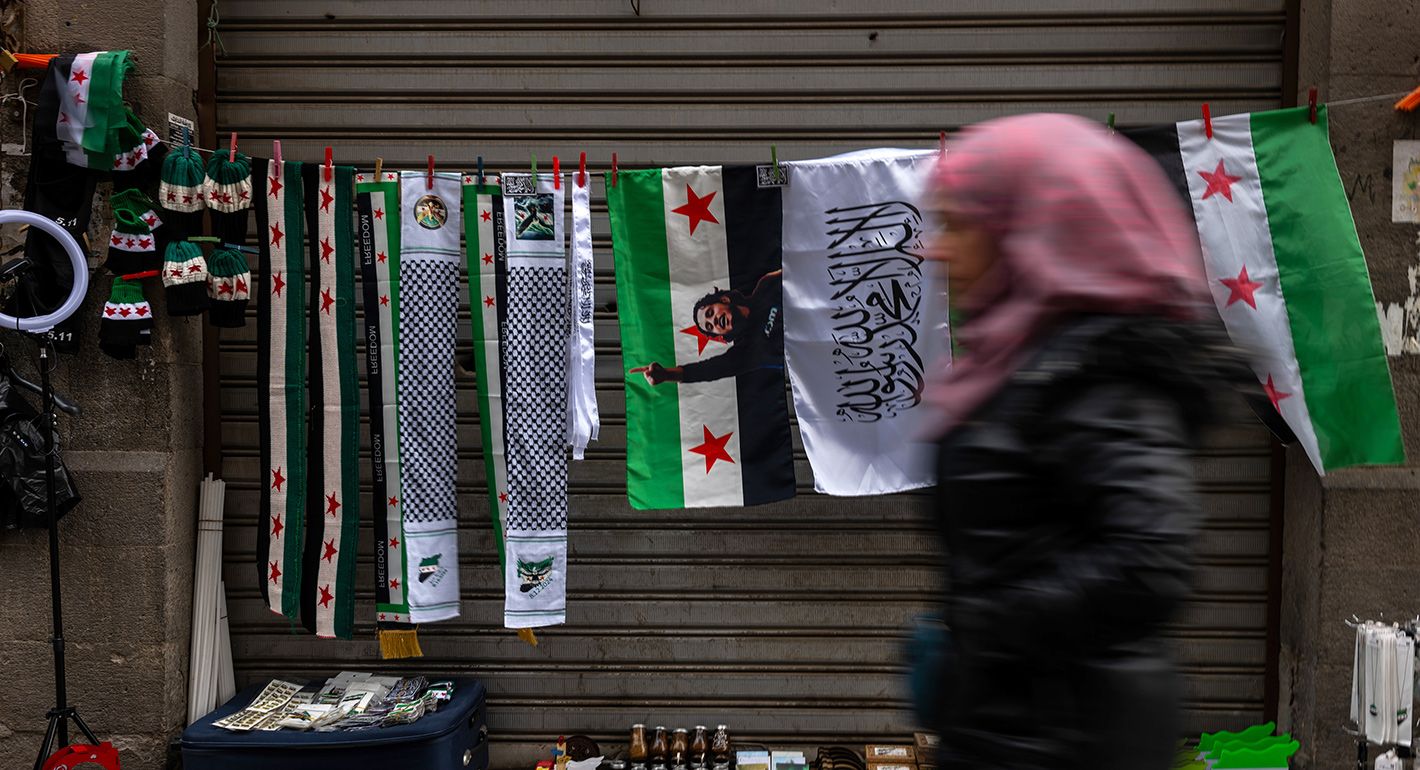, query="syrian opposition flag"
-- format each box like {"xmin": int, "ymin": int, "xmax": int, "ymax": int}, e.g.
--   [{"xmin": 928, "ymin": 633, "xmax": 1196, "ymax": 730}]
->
[
  {"xmin": 1130, "ymin": 105, "xmax": 1403, "ymax": 473},
  {"xmin": 607, "ymin": 165, "xmax": 795, "ymax": 509}
]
